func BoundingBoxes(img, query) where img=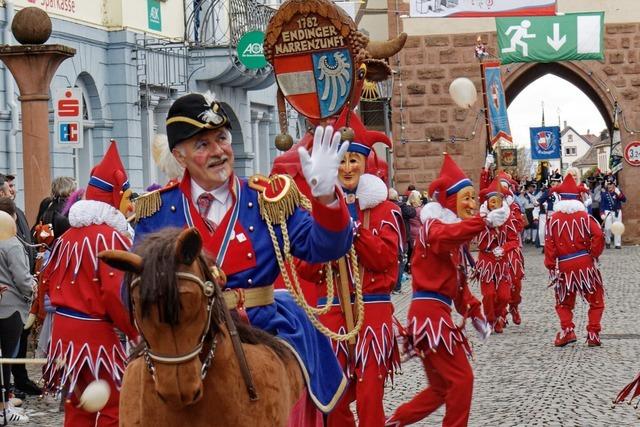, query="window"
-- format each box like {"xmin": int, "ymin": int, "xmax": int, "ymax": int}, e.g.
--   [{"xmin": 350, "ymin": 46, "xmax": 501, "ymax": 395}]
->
[
  {"xmin": 567, "ymin": 134, "xmax": 573, "ymax": 142},
  {"xmin": 565, "ymin": 146, "xmax": 577, "ymax": 156}
]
